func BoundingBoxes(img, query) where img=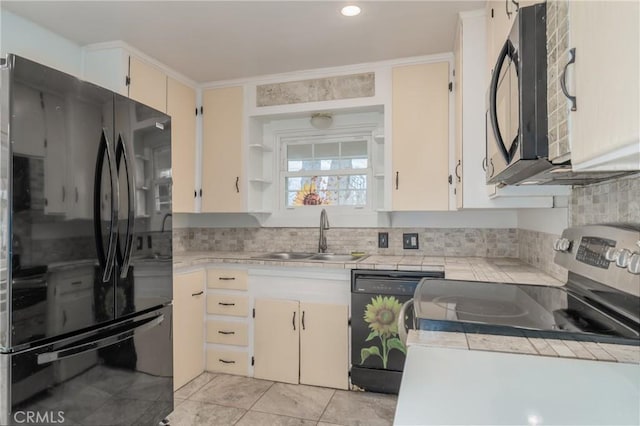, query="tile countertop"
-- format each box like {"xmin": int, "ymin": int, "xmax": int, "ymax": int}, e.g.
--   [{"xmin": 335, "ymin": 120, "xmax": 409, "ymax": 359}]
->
[
  {"xmin": 173, "ymin": 252, "xmax": 564, "ymax": 286},
  {"xmin": 407, "ymin": 329, "xmax": 640, "ymax": 364}
]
